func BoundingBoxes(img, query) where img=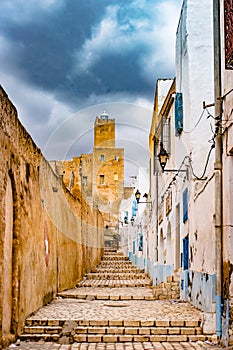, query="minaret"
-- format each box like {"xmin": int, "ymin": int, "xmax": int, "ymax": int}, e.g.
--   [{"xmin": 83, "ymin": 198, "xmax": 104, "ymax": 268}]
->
[
  {"xmin": 94, "ymin": 111, "xmax": 115, "ymax": 148},
  {"xmin": 92, "ymin": 112, "xmax": 124, "ymax": 231}
]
